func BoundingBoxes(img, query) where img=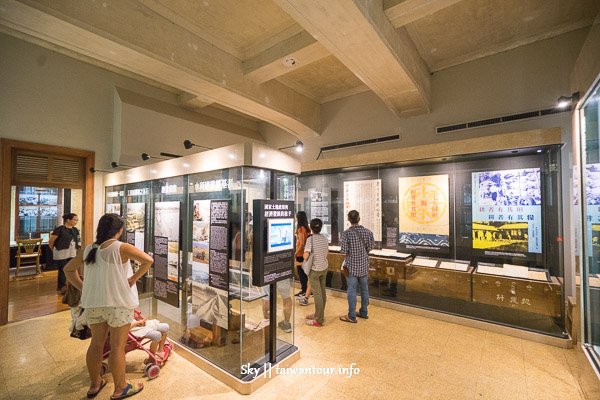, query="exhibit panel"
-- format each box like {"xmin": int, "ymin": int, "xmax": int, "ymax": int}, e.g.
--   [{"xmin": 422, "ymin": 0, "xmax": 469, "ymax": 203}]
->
[
  {"xmin": 103, "ymin": 143, "xmax": 300, "ymax": 387},
  {"xmin": 579, "ymin": 78, "xmax": 600, "ymax": 375},
  {"xmin": 297, "ymin": 146, "xmax": 566, "ymax": 337}
]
